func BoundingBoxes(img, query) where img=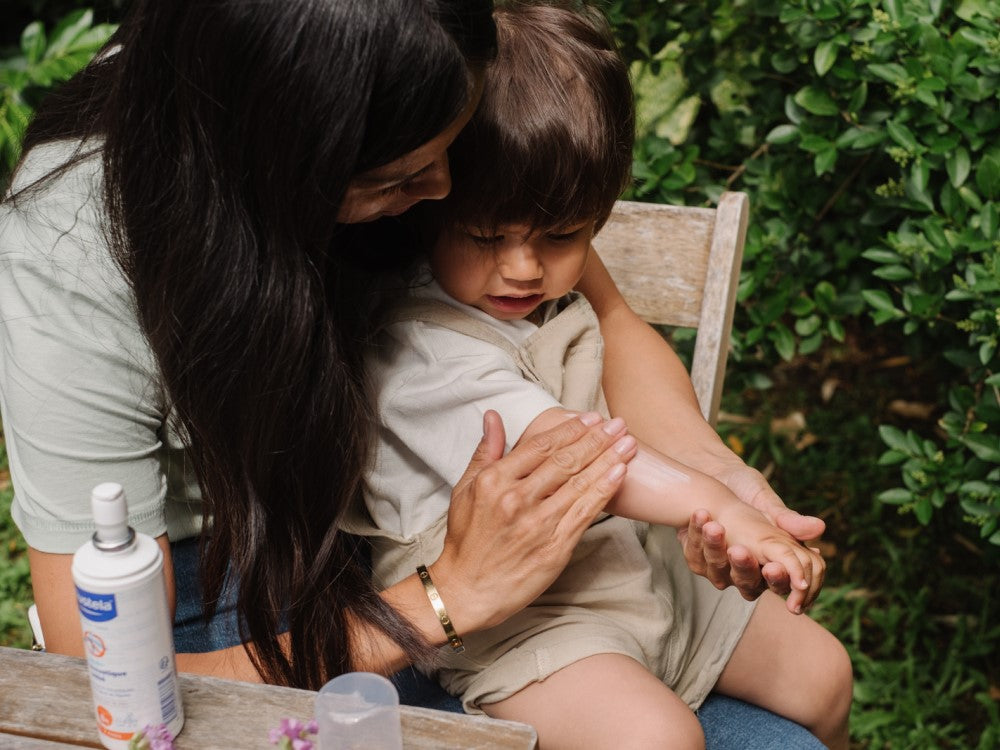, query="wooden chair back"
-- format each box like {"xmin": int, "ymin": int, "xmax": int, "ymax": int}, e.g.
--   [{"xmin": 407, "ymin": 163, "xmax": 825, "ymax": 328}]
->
[{"xmin": 593, "ymin": 192, "xmax": 749, "ymax": 426}]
